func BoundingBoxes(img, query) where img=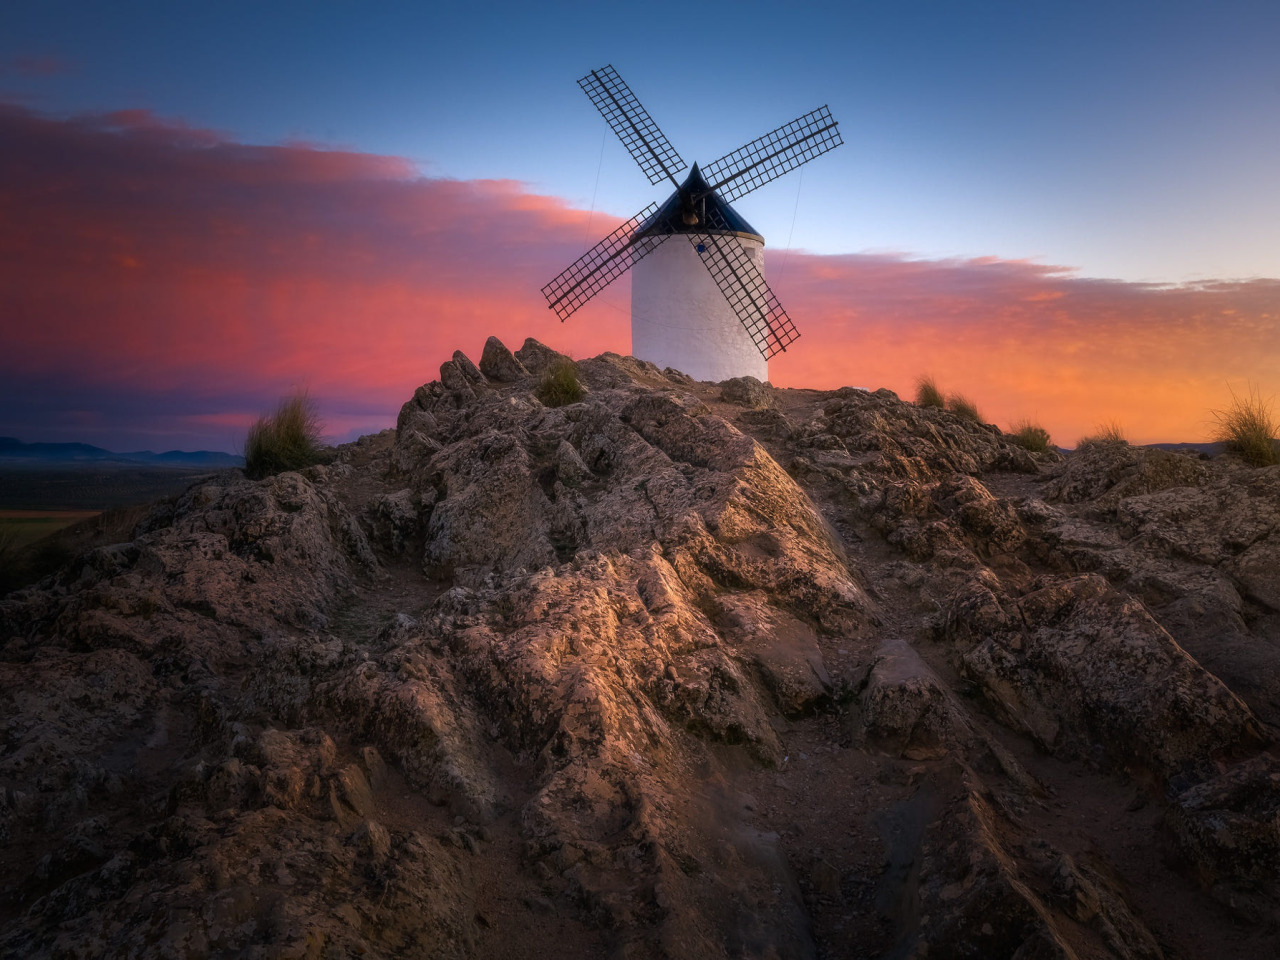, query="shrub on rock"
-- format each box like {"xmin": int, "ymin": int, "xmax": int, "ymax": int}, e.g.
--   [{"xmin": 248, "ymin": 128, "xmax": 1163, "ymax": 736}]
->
[
  {"xmin": 1078, "ymin": 421, "xmax": 1127, "ymax": 448},
  {"xmin": 1212, "ymin": 385, "xmax": 1279, "ymax": 467},
  {"xmin": 915, "ymin": 375, "xmax": 944, "ymax": 408},
  {"xmin": 535, "ymin": 358, "xmax": 584, "ymax": 407},
  {"xmin": 244, "ymin": 392, "xmax": 327, "ymax": 479},
  {"xmin": 947, "ymin": 393, "xmax": 983, "ymax": 423},
  {"xmin": 1009, "ymin": 419, "xmax": 1053, "ymax": 452}
]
